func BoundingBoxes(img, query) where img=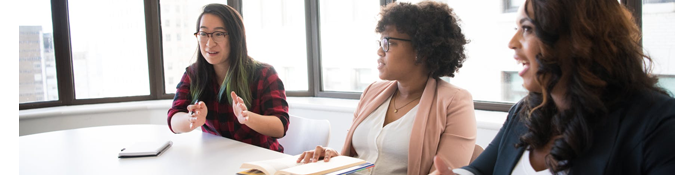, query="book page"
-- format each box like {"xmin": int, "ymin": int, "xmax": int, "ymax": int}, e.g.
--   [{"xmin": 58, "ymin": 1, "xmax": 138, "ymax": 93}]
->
[
  {"xmin": 240, "ymin": 156, "xmax": 301, "ymax": 175},
  {"xmin": 276, "ymin": 156, "xmax": 366, "ymax": 175}
]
